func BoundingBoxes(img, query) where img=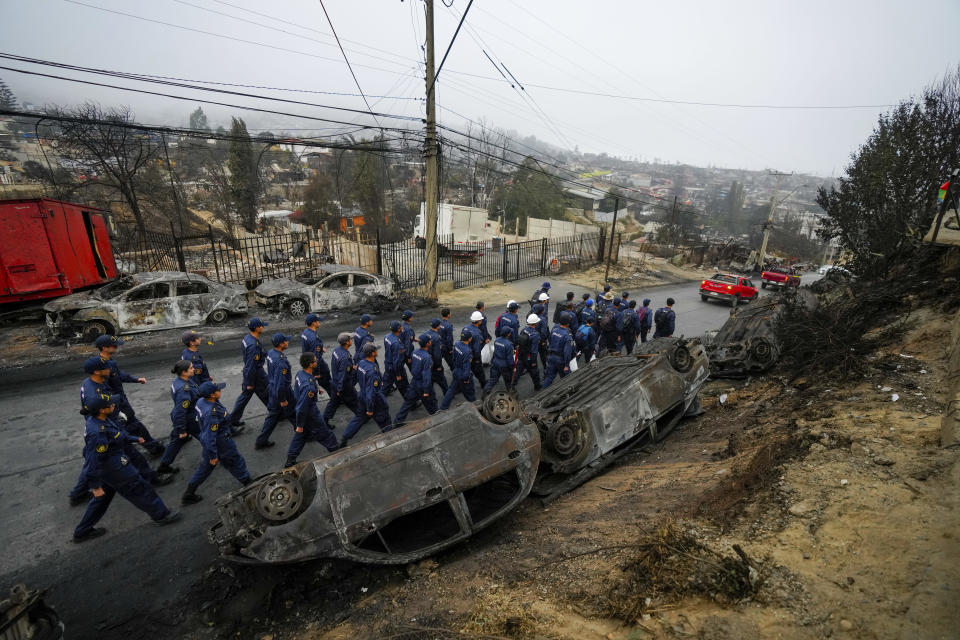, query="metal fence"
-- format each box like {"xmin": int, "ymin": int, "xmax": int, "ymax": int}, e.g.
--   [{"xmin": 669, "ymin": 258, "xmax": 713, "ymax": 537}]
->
[{"xmin": 113, "ymin": 224, "xmax": 182, "ymax": 274}]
